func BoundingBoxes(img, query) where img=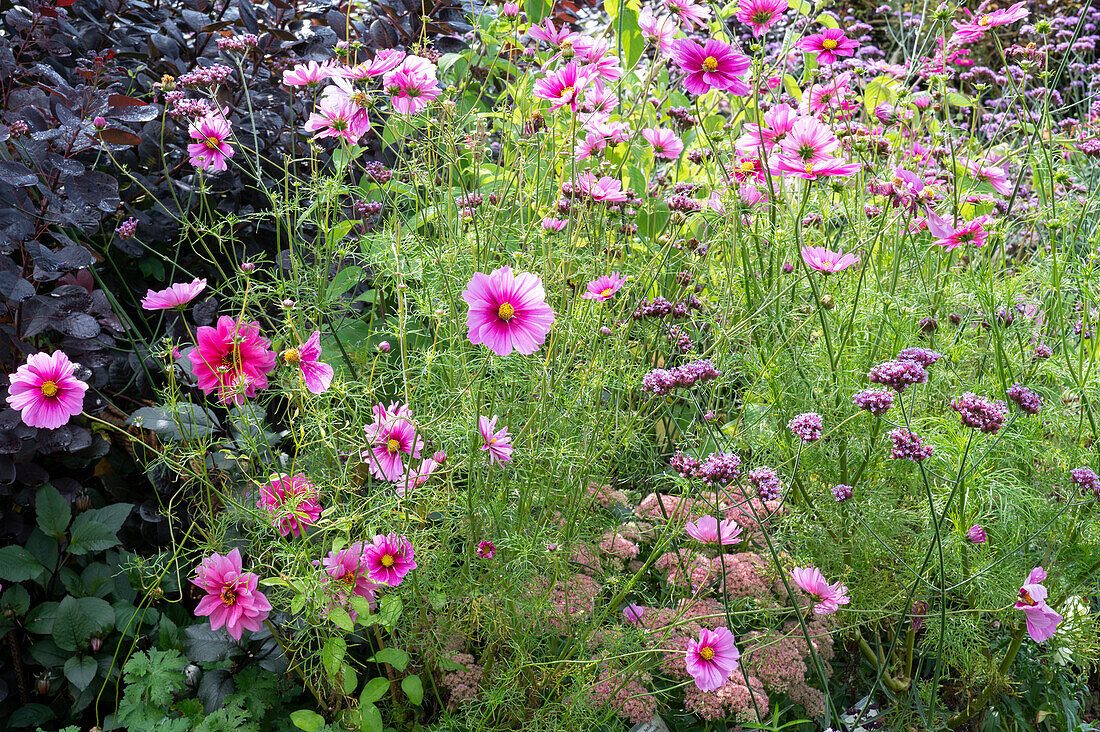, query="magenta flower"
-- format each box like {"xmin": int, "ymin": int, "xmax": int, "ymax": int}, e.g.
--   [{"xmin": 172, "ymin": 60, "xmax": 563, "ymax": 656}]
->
[
  {"xmin": 575, "ymin": 172, "xmax": 628, "ymax": 202},
  {"xmin": 685, "ymin": 627, "xmax": 740, "ymax": 691},
  {"xmin": 775, "ymin": 156, "xmax": 861, "ymax": 181},
  {"xmin": 322, "ymin": 542, "xmax": 377, "ymax": 620},
  {"xmin": 638, "ymin": 9, "xmax": 677, "ymax": 53},
  {"xmin": 788, "ymin": 412, "xmax": 823, "ymax": 442},
  {"xmin": 383, "ymin": 57, "xmax": 441, "ymax": 114},
  {"xmin": 684, "ymin": 515, "xmax": 743, "ymax": 545},
  {"xmin": 953, "ymin": 1, "xmax": 1028, "ymax": 42},
  {"xmin": 479, "ymin": 415, "xmax": 514, "ymax": 465},
  {"xmin": 964, "ymin": 160, "xmax": 1013, "ymax": 195},
  {"xmin": 790, "ymin": 566, "xmax": 850, "ymax": 614},
  {"xmin": 533, "ymin": 61, "xmax": 594, "ymax": 111},
  {"xmin": 665, "ymin": 0, "xmax": 710, "ymax": 29},
  {"xmin": 926, "ymin": 213, "xmax": 991, "ymax": 250},
  {"xmin": 1016, "ymin": 566, "xmax": 1063, "ymax": 643},
  {"xmin": 623, "ymin": 603, "xmax": 646, "ymax": 624},
  {"xmin": 668, "ymin": 38, "xmax": 751, "ymax": 96},
  {"xmin": 284, "ymin": 331, "xmax": 333, "ymax": 394},
  {"xmin": 305, "ymin": 95, "xmax": 370, "ymax": 144},
  {"xmin": 187, "ymin": 113, "xmax": 234, "ymax": 172},
  {"xmin": 736, "ymin": 0, "xmax": 786, "ymax": 36},
  {"xmin": 477, "ymin": 540, "xmax": 496, "ymax": 559},
  {"xmin": 141, "ymin": 278, "xmax": 207, "ymax": 310},
  {"xmin": 188, "ymin": 316, "xmax": 277, "ymax": 406},
  {"xmin": 541, "ymin": 217, "xmax": 569, "ymax": 232},
  {"xmin": 736, "ymin": 102, "xmax": 798, "ymax": 156},
  {"xmin": 967, "ymin": 524, "xmax": 987, "ymax": 544},
  {"xmin": 462, "ymin": 267, "xmax": 555, "ymax": 357},
  {"xmin": 332, "ymin": 49, "xmax": 405, "ymax": 79},
  {"xmin": 362, "ymin": 402, "xmax": 424, "ymax": 482},
  {"xmin": 192, "ymin": 548, "xmax": 271, "ymax": 640},
  {"xmin": 778, "ymin": 116, "xmax": 839, "ymax": 166},
  {"xmin": 256, "ymin": 473, "xmax": 322, "ymax": 538},
  {"xmin": 528, "ymin": 18, "xmax": 578, "ymax": 47},
  {"xmin": 6, "ymin": 351, "xmax": 88, "ymax": 429},
  {"xmin": 283, "ymin": 60, "xmax": 338, "ymax": 86},
  {"xmin": 796, "ymin": 28, "xmax": 859, "ymax": 64},
  {"xmin": 582, "ymin": 272, "xmax": 625, "ymax": 301},
  {"xmin": 801, "ymin": 246, "xmax": 860, "ymax": 273},
  {"xmin": 642, "ymin": 127, "xmax": 684, "ymax": 159},
  {"xmin": 364, "ymin": 533, "xmax": 417, "ymax": 586}
]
